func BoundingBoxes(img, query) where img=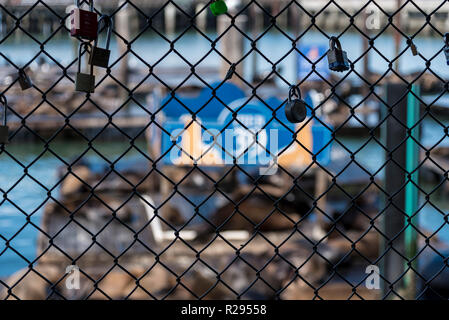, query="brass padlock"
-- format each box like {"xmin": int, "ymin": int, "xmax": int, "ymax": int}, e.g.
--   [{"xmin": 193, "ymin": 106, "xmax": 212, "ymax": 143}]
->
[
  {"xmin": 0, "ymin": 95, "xmax": 9, "ymax": 145},
  {"xmin": 89, "ymin": 15, "xmax": 112, "ymax": 68},
  {"xmin": 75, "ymin": 42, "xmax": 95, "ymax": 93},
  {"xmin": 18, "ymin": 69, "xmax": 33, "ymax": 90}
]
